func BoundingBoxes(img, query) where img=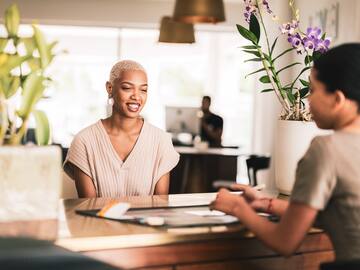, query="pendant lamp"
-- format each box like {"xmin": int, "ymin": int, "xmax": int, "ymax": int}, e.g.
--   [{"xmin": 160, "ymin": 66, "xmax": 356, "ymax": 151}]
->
[
  {"xmin": 173, "ymin": 0, "xmax": 225, "ymax": 24},
  {"xmin": 158, "ymin": 16, "xmax": 195, "ymax": 43}
]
